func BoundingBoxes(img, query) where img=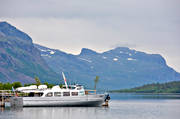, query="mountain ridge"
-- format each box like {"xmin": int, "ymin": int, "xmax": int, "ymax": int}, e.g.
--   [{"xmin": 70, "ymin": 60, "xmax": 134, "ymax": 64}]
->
[
  {"xmin": 35, "ymin": 44, "xmax": 180, "ymax": 89},
  {"xmin": 0, "ymin": 21, "xmax": 32, "ymax": 42}
]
